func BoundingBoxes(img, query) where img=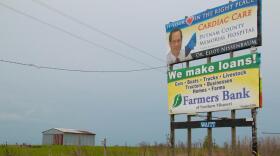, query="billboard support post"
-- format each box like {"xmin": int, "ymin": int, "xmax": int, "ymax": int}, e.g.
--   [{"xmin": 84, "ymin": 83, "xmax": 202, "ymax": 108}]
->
[
  {"xmin": 251, "ymin": 108, "xmax": 258, "ymax": 156},
  {"xmin": 207, "ymin": 112, "xmax": 213, "ymax": 156},
  {"xmin": 187, "ymin": 115, "xmax": 192, "ymax": 156},
  {"xmin": 170, "ymin": 114, "xmax": 175, "ymax": 156},
  {"xmin": 250, "ymin": 47, "xmax": 258, "ymax": 156},
  {"xmin": 169, "ymin": 65, "xmax": 175, "ymax": 156},
  {"xmin": 206, "ymin": 57, "xmax": 213, "ymax": 156},
  {"xmin": 185, "ymin": 61, "xmax": 192, "ymax": 156},
  {"xmin": 230, "ymin": 52, "xmax": 237, "ymax": 155},
  {"xmin": 231, "ymin": 110, "xmax": 236, "ymax": 155}
]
